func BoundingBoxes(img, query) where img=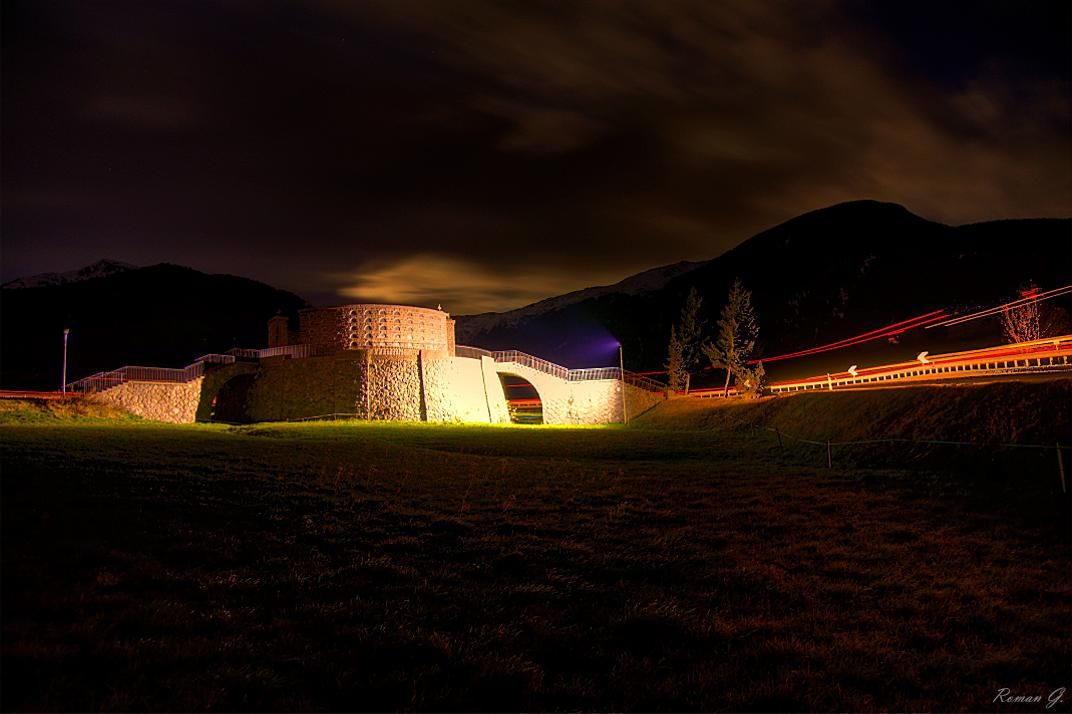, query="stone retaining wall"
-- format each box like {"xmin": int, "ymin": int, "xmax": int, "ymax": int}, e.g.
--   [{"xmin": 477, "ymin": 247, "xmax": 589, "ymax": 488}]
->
[
  {"xmin": 244, "ymin": 354, "xmax": 363, "ymax": 422},
  {"xmin": 362, "ymin": 353, "xmax": 422, "ymax": 420},
  {"xmin": 93, "ymin": 379, "xmax": 204, "ymax": 423},
  {"xmin": 422, "ymin": 354, "xmax": 506, "ymax": 423}
]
